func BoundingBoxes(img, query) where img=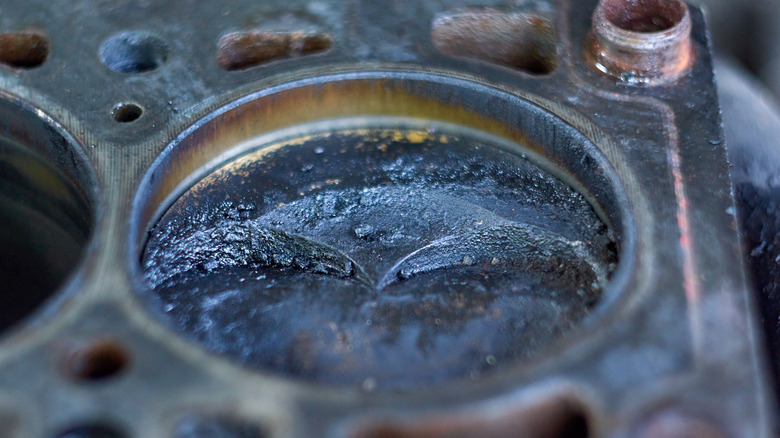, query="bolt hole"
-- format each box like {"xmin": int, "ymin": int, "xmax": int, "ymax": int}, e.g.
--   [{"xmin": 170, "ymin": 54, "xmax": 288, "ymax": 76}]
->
[
  {"xmin": 112, "ymin": 103, "xmax": 143, "ymax": 123},
  {"xmin": 55, "ymin": 423, "xmax": 125, "ymax": 438},
  {"xmin": 0, "ymin": 31, "xmax": 49, "ymax": 68},
  {"xmin": 99, "ymin": 31, "xmax": 167, "ymax": 73},
  {"xmin": 66, "ymin": 341, "xmax": 130, "ymax": 382},
  {"xmin": 601, "ymin": 0, "xmax": 686, "ymax": 33}
]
